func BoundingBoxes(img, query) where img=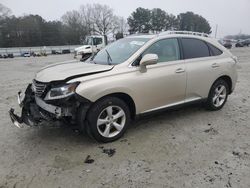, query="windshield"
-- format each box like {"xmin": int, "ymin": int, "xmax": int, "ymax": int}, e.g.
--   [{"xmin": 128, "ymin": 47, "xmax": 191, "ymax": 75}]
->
[
  {"xmin": 91, "ymin": 37, "xmax": 150, "ymax": 65},
  {"xmin": 83, "ymin": 37, "xmax": 92, "ymax": 45}
]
